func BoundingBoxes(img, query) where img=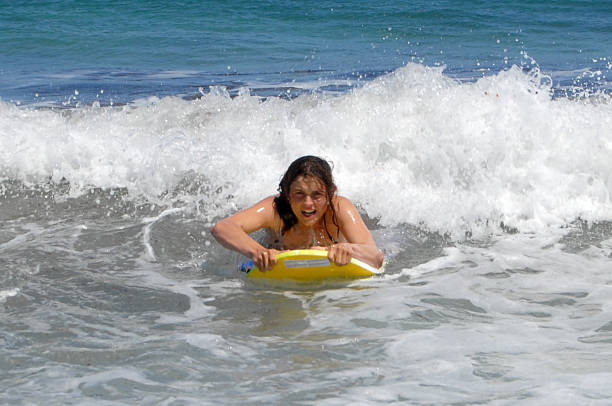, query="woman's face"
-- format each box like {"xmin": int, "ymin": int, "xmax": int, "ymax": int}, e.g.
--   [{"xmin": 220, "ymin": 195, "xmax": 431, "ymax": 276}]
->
[{"xmin": 288, "ymin": 175, "xmax": 329, "ymax": 227}]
